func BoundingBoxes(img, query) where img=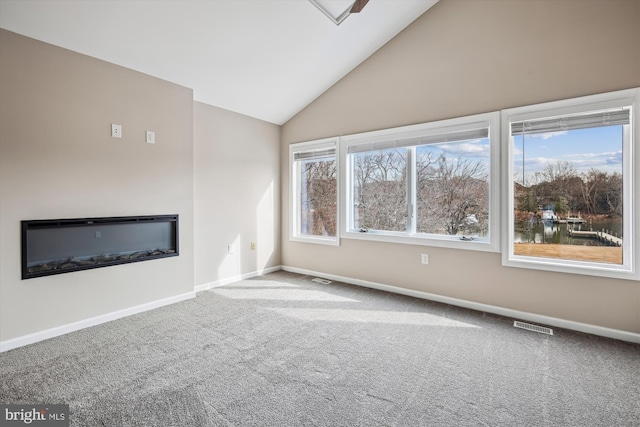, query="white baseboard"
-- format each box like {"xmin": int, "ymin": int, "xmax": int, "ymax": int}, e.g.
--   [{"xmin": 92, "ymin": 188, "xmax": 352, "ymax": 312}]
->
[
  {"xmin": 4, "ymin": 265, "xmax": 636, "ymax": 352},
  {"xmin": 281, "ymin": 265, "xmax": 640, "ymax": 344},
  {"xmin": 0, "ymin": 291, "xmax": 196, "ymax": 353},
  {"xmin": 195, "ymin": 265, "xmax": 282, "ymax": 292},
  {"xmin": 1, "ymin": 265, "xmax": 280, "ymax": 353}
]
